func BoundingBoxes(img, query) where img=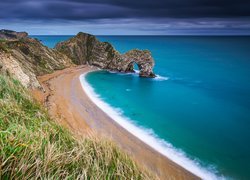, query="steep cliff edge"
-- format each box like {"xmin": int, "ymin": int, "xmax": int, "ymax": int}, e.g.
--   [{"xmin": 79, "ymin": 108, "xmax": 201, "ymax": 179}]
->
[
  {"xmin": 0, "ymin": 29, "xmax": 28, "ymax": 40},
  {"xmin": 0, "ymin": 30, "xmax": 156, "ymax": 89},
  {"xmin": 0, "ymin": 30, "xmax": 72, "ymax": 88},
  {"xmin": 55, "ymin": 32, "xmax": 156, "ymax": 78}
]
